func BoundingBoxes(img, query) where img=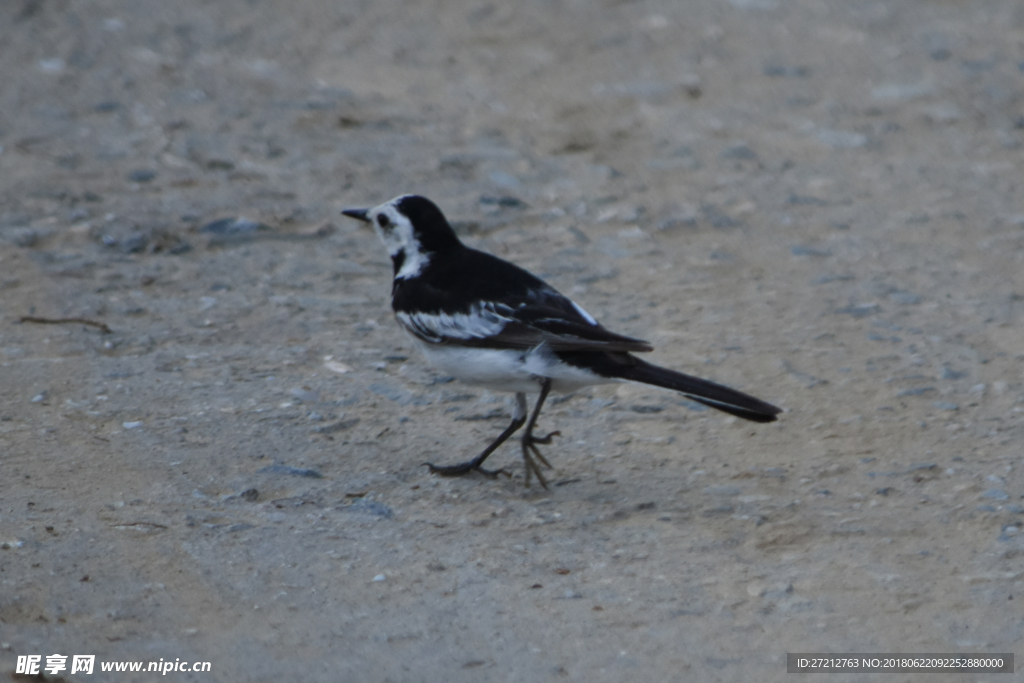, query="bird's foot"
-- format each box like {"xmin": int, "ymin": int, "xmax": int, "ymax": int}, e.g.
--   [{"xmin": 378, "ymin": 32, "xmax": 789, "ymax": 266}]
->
[
  {"xmin": 521, "ymin": 430, "xmax": 561, "ymax": 489},
  {"xmin": 423, "ymin": 461, "xmax": 511, "ymax": 479}
]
